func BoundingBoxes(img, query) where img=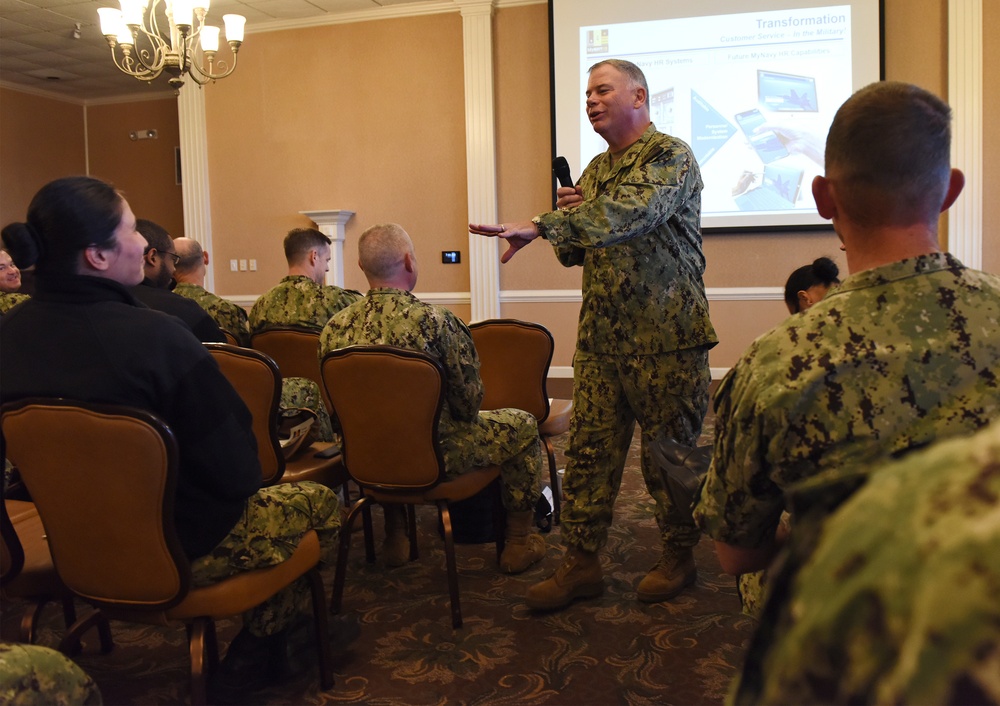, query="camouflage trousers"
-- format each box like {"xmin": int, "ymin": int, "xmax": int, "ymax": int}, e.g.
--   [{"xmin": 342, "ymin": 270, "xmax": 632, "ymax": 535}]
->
[
  {"xmin": 189, "ymin": 481, "xmax": 341, "ymax": 637},
  {"xmin": 0, "ymin": 643, "xmax": 102, "ymax": 705},
  {"xmin": 561, "ymin": 347, "xmax": 711, "ymax": 553},
  {"xmin": 281, "ymin": 377, "xmax": 334, "ymax": 442},
  {"xmin": 439, "ymin": 408, "xmax": 543, "ymax": 513}
]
